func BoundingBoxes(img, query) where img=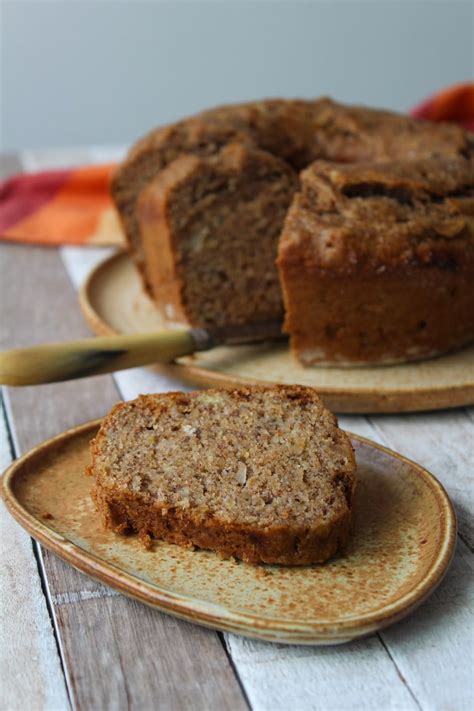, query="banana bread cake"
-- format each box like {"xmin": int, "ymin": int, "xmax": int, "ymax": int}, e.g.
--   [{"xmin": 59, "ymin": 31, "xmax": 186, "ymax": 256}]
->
[
  {"xmin": 277, "ymin": 157, "xmax": 474, "ymax": 365},
  {"xmin": 111, "ymin": 97, "xmax": 474, "ymax": 363},
  {"xmin": 88, "ymin": 385, "xmax": 356, "ymax": 565},
  {"xmin": 137, "ymin": 143, "xmax": 298, "ymax": 327}
]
